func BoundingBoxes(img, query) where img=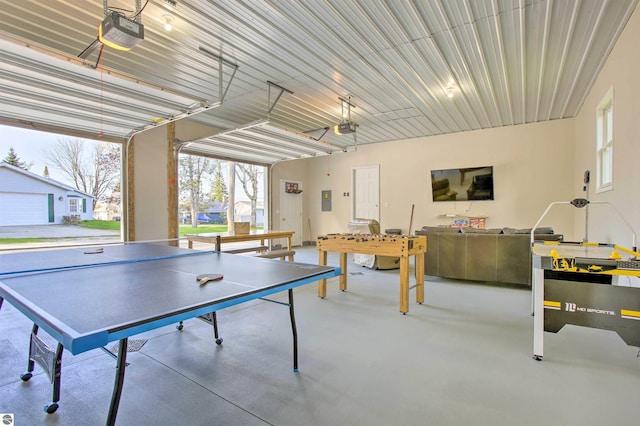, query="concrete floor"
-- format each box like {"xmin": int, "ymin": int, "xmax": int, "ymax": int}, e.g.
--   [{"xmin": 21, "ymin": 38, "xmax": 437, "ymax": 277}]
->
[{"xmin": 1, "ymin": 246, "xmax": 639, "ymax": 425}]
